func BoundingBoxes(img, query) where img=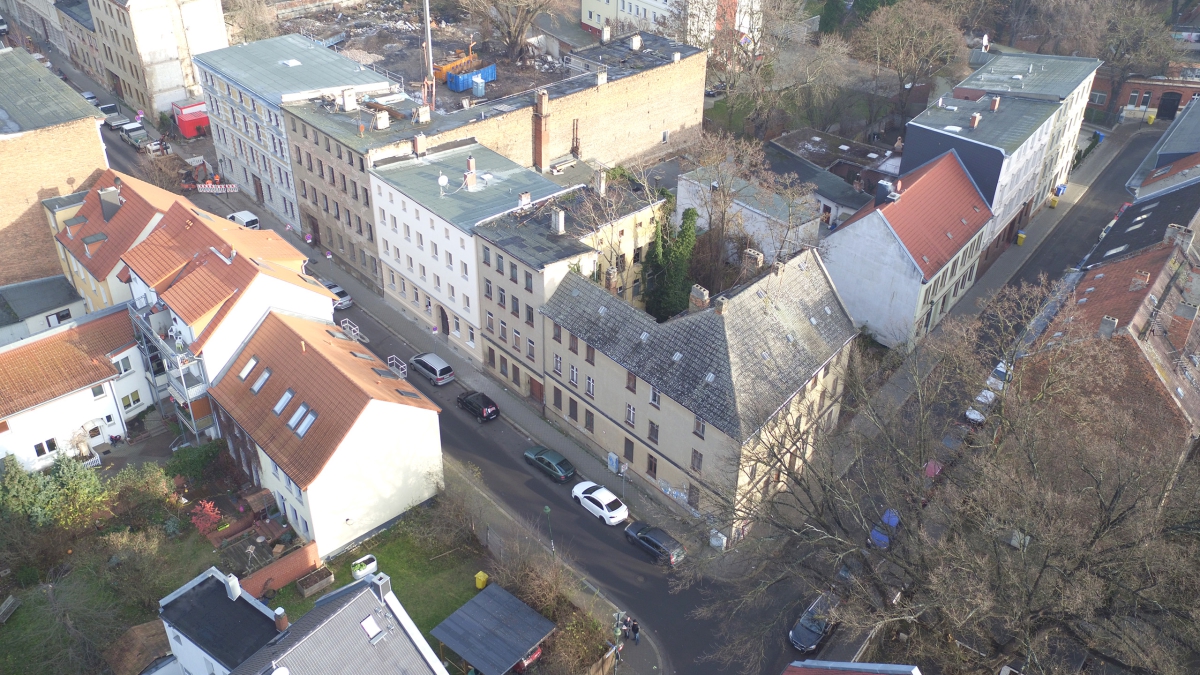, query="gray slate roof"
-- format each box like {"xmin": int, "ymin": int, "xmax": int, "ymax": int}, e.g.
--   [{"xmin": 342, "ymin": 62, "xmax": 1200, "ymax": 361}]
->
[
  {"xmin": 541, "ymin": 249, "xmax": 857, "ymax": 441},
  {"xmin": 231, "ymin": 577, "xmax": 442, "ymax": 675},
  {"xmin": 1127, "ymin": 99, "xmax": 1200, "ymax": 192},
  {"xmin": 0, "ymin": 47, "xmax": 103, "ymax": 132},
  {"xmin": 430, "ymin": 584, "xmax": 555, "ymax": 675},
  {"xmin": 909, "ymin": 95, "xmax": 1059, "ymax": 155},
  {"xmin": 0, "ymin": 276, "xmax": 82, "ymax": 328},
  {"xmin": 956, "ymin": 52, "xmax": 1101, "ymax": 100},
  {"xmin": 765, "ymin": 146, "xmax": 874, "ymax": 211}
]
